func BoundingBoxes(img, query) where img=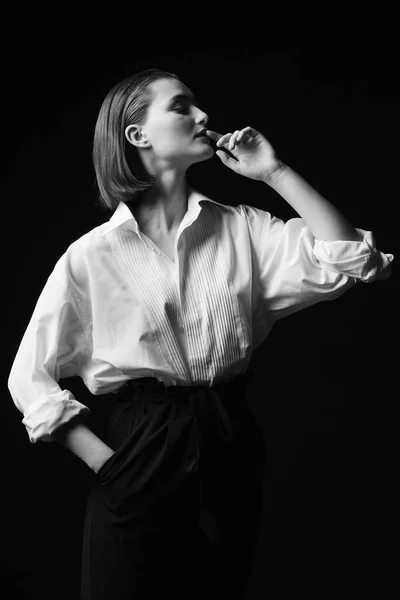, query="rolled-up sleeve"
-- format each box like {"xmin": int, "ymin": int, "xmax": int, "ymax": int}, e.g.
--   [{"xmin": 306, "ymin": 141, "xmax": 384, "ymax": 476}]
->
[
  {"xmin": 8, "ymin": 253, "xmax": 91, "ymax": 444},
  {"xmin": 257, "ymin": 212, "xmax": 394, "ymax": 321}
]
